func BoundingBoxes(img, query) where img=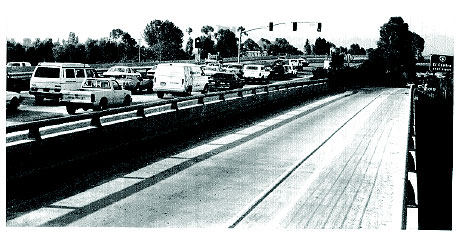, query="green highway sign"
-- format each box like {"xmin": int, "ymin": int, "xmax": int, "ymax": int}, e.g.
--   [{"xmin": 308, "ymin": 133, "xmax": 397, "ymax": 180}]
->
[{"xmin": 430, "ymin": 54, "xmax": 453, "ymax": 73}]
